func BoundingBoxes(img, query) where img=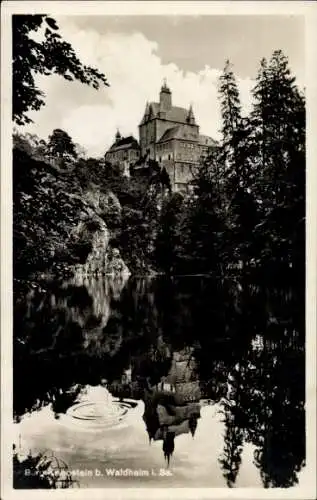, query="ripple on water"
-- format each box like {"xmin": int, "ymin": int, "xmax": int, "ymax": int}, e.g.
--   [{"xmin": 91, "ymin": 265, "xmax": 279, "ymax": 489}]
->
[
  {"xmin": 56, "ymin": 385, "xmax": 140, "ymax": 432},
  {"xmin": 68, "ymin": 400, "xmax": 130, "ymax": 423}
]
